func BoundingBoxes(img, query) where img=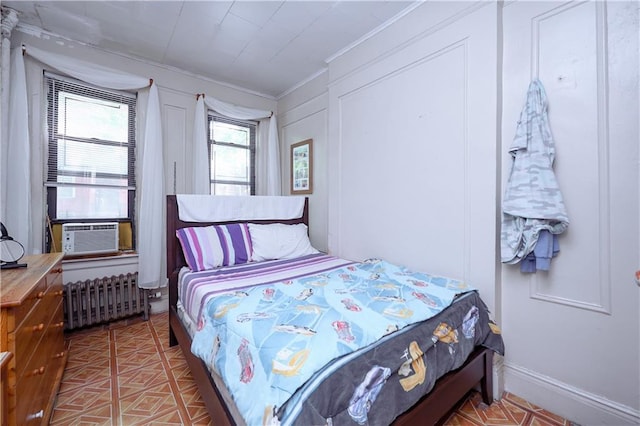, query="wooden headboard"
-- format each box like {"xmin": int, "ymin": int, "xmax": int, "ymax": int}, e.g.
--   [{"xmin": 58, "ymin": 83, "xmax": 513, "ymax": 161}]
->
[{"xmin": 166, "ymin": 195, "xmax": 309, "ymax": 310}]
